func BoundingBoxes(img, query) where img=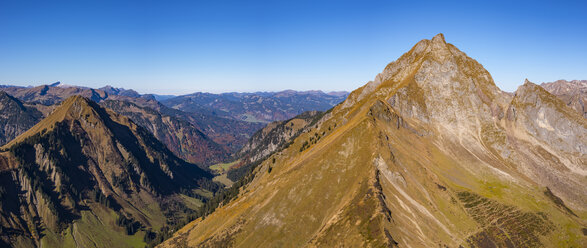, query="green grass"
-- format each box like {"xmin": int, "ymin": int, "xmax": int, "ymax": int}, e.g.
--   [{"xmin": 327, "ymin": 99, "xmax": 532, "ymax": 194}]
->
[
  {"xmin": 213, "ymin": 174, "xmax": 234, "ymax": 187},
  {"xmin": 179, "ymin": 194, "xmax": 204, "ymax": 209},
  {"xmin": 210, "ymin": 160, "xmax": 240, "ymax": 173},
  {"xmin": 40, "ymin": 206, "xmax": 146, "ymax": 248},
  {"xmin": 240, "ymin": 114, "xmax": 267, "ymax": 123}
]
